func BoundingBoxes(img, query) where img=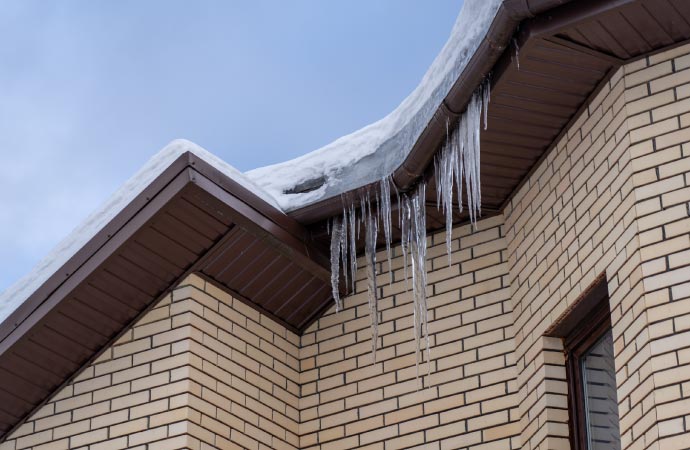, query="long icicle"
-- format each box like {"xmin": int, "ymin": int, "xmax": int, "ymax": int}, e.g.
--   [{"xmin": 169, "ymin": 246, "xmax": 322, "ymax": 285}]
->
[
  {"xmin": 400, "ymin": 193, "xmax": 411, "ymax": 291},
  {"xmin": 410, "ymin": 182, "xmax": 430, "ymax": 385},
  {"xmin": 482, "ymin": 77, "xmax": 491, "ymax": 131},
  {"xmin": 329, "ymin": 216, "xmax": 344, "ymax": 312},
  {"xmin": 341, "ymin": 205, "xmax": 349, "ymax": 293},
  {"xmin": 434, "ymin": 155, "xmax": 441, "ymax": 210},
  {"xmin": 435, "ymin": 118, "xmax": 456, "ymax": 266},
  {"xmin": 380, "ymin": 178, "xmax": 393, "ymax": 285},
  {"xmin": 466, "ymin": 88, "xmax": 483, "ymax": 223},
  {"xmin": 348, "ymin": 202, "xmax": 357, "ymax": 293},
  {"xmin": 363, "ymin": 192, "xmax": 379, "ymax": 362}
]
